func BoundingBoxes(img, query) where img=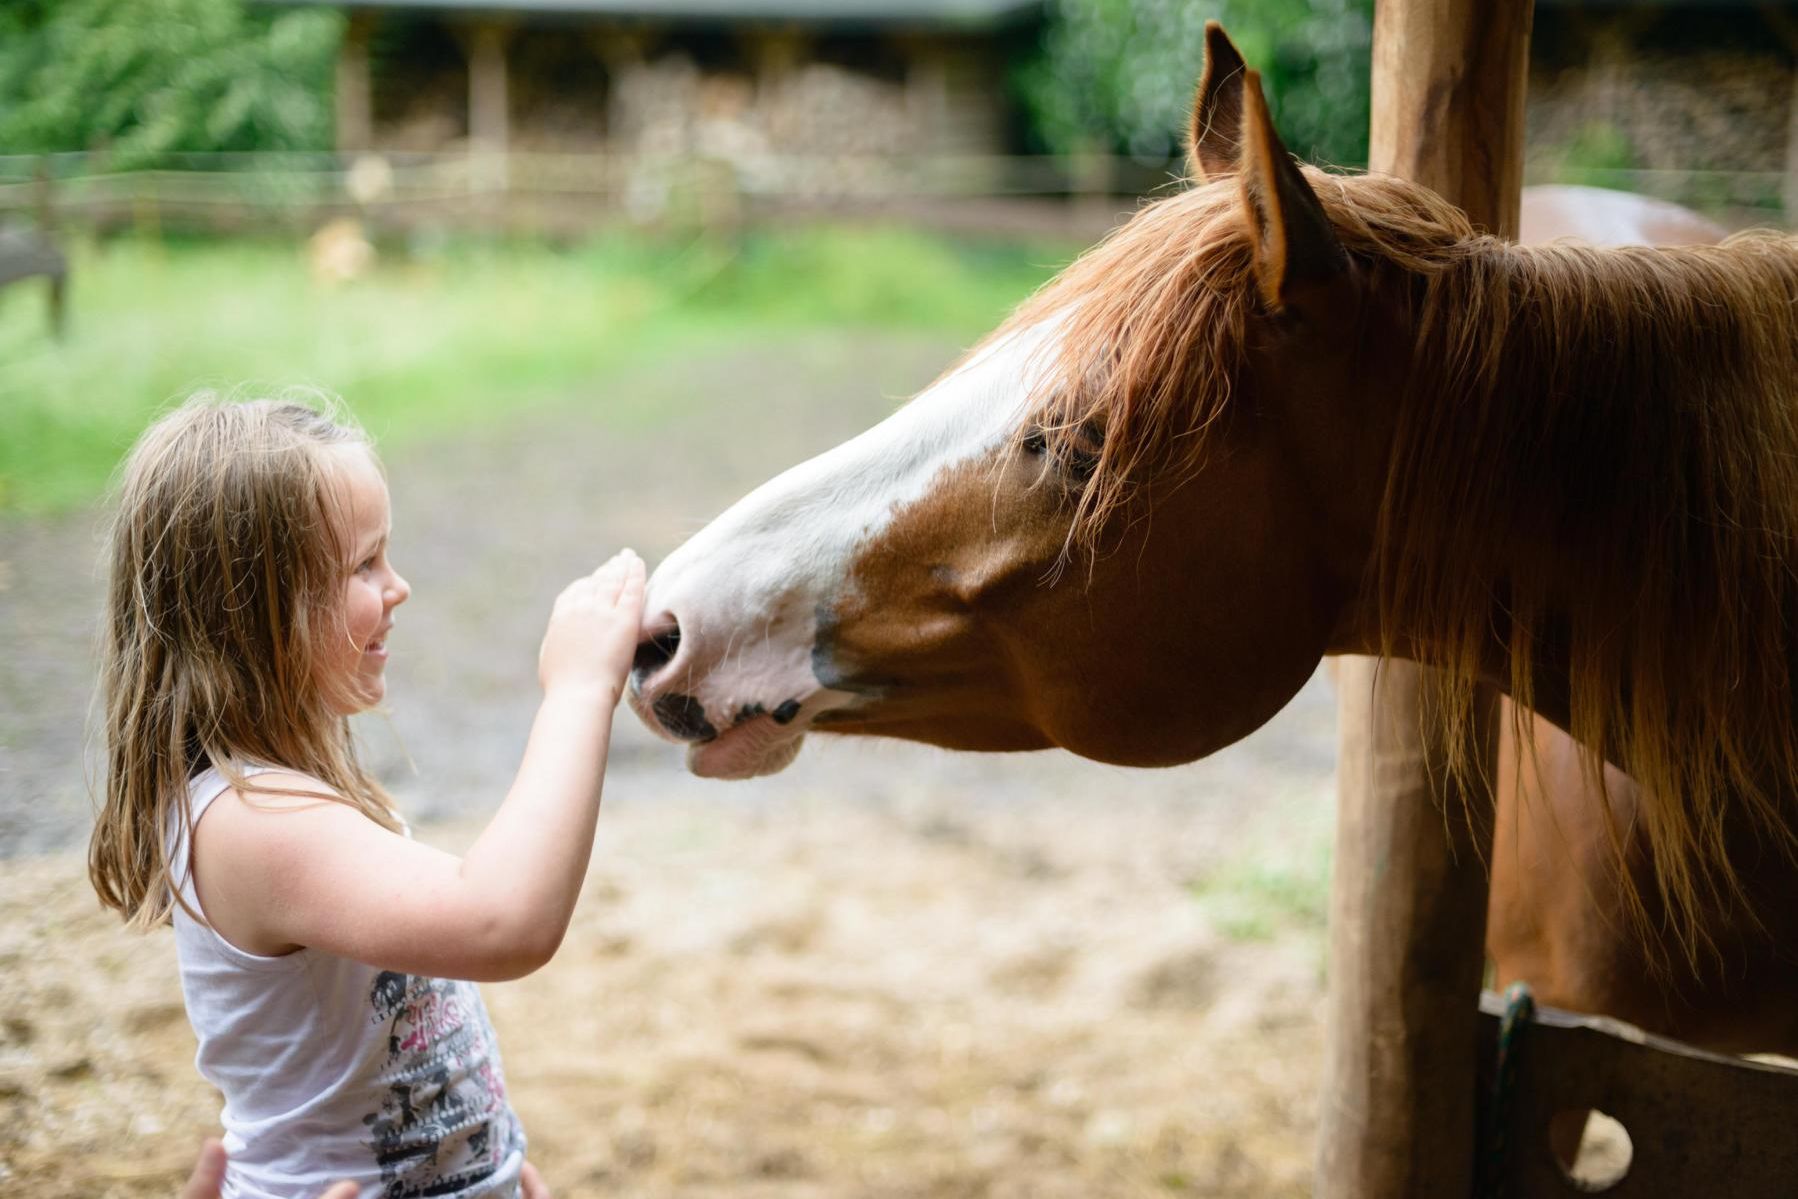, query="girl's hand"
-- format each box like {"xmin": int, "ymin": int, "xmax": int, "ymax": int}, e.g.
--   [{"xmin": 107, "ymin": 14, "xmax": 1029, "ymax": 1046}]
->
[
  {"xmin": 538, "ymin": 549, "xmax": 647, "ymax": 702},
  {"xmin": 179, "ymin": 1139, "xmax": 359, "ymax": 1199}
]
